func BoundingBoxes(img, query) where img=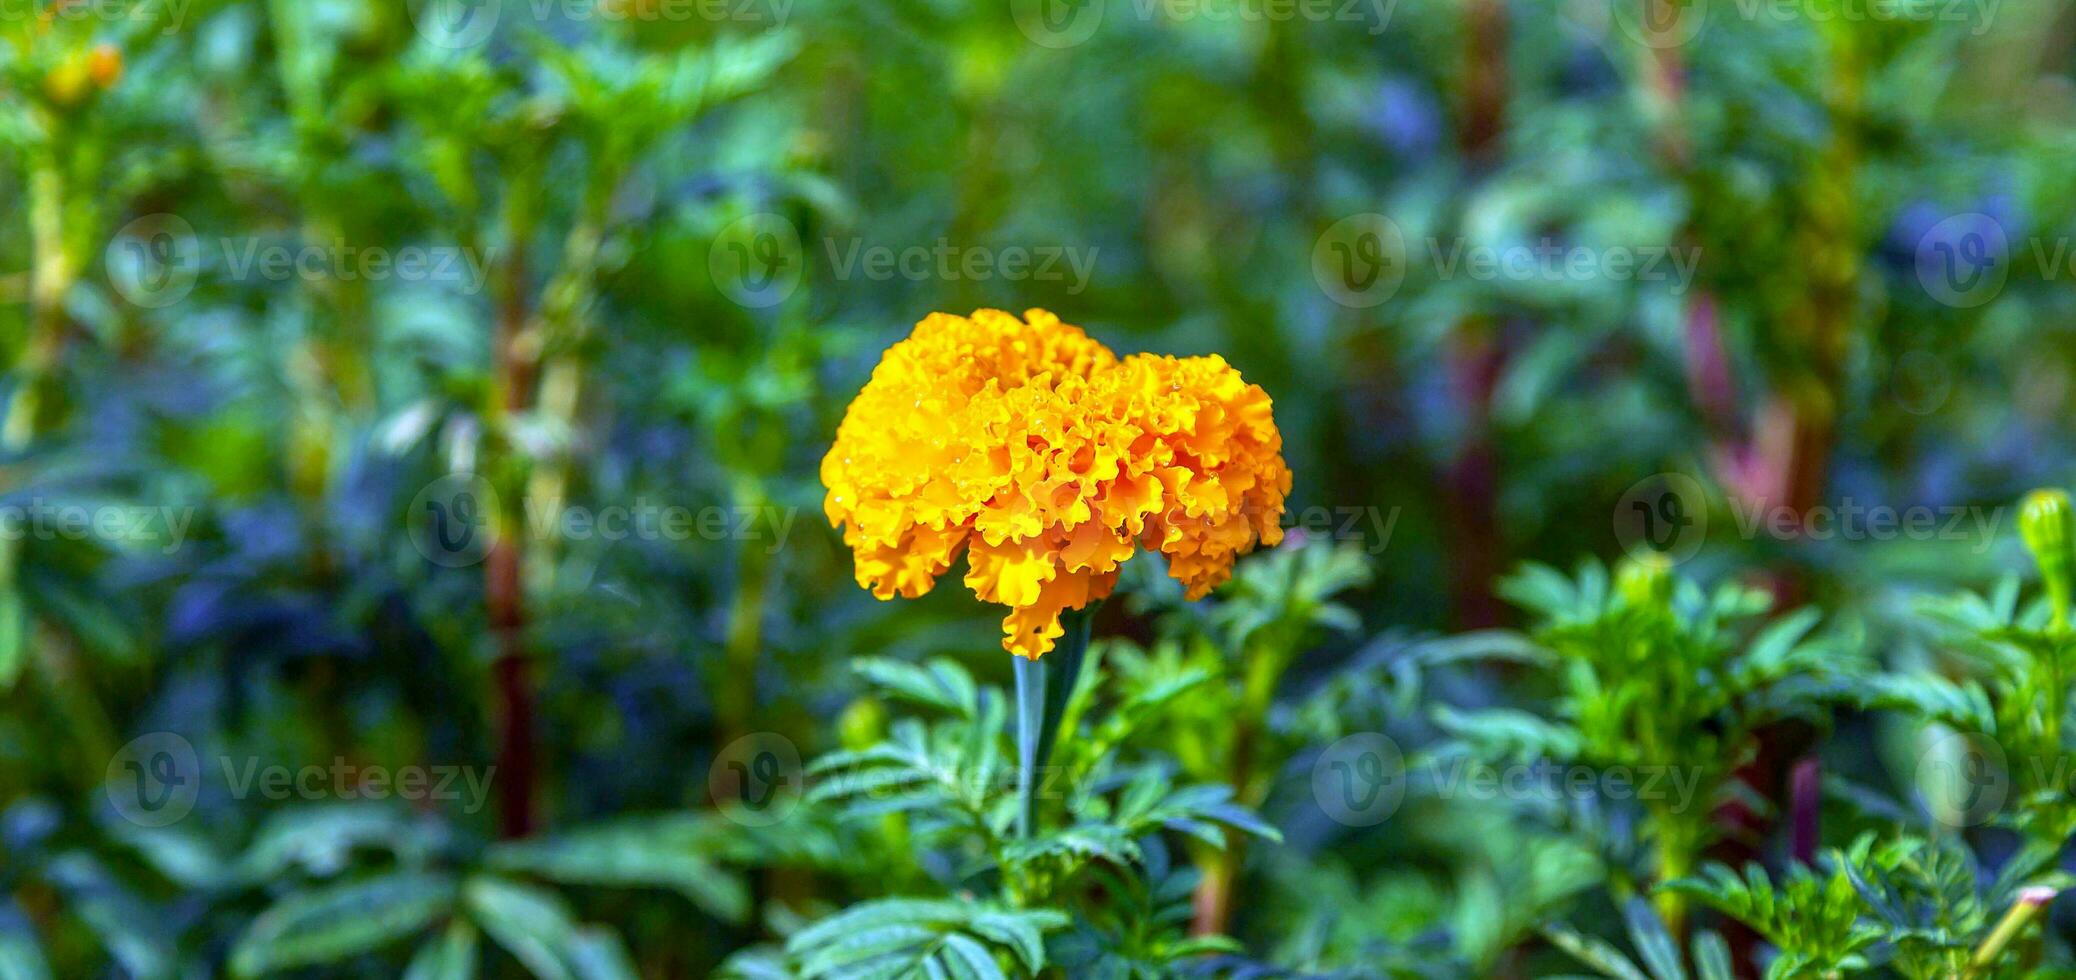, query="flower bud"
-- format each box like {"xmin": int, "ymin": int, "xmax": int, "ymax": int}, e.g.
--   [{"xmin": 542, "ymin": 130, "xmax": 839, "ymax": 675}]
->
[
  {"xmin": 1616, "ymin": 552, "xmax": 1674, "ymax": 608},
  {"xmin": 838, "ymin": 696, "xmax": 886, "ymax": 751},
  {"xmin": 88, "ymin": 44, "xmax": 122, "ymax": 90},
  {"xmin": 2020, "ymin": 489, "xmax": 2075, "ymax": 628}
]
